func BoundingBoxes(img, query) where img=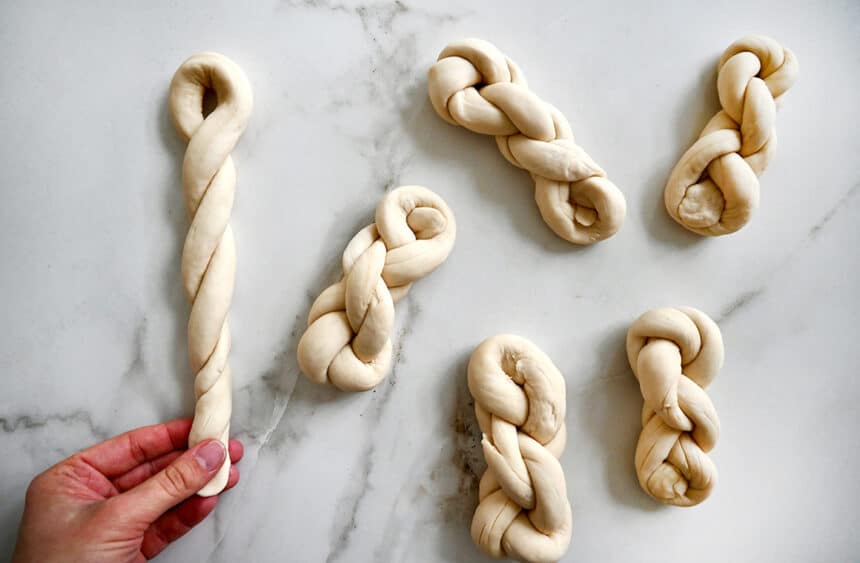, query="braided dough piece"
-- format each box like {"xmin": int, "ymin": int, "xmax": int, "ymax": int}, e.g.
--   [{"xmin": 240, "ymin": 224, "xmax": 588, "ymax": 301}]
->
[
  {"xmin": 428, "ymin": 38, "xmax": 626, "ymax": 245},
  {"xmin": 665, "ymin": 35, "xmax": 799, "ymax": 236},
  {"xmin": 168, "ymin": 52, "xmax": 252, "ymax": 496},
  {"xmin": 626, "ymin": 307, "xmax": 724, "ymax": 506},
  {"xmin": 297, "ymin": 186, "xmax": 456, "ymax": 392},
  {"xmin": 468, "ymin": 335, "xmax": 571, "ymax": 563}
]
